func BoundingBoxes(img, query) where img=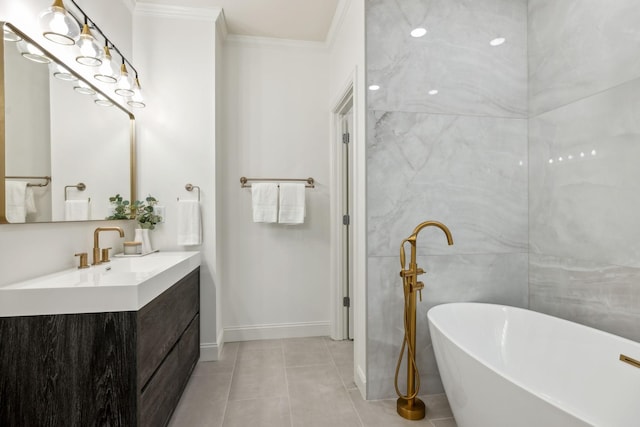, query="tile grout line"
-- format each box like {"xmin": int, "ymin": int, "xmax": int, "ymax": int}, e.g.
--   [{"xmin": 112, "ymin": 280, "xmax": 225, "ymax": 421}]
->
[
  {"xmin": 219, "ymin": 344, "xmax": 239, "ymax": 426},
  {"xmin": 282, "ymin": 343, "xmax": 295, "ymax": 427},
  {"xmin": 326, "ymin": 338, "xmax": 365, "ymax": 427}
]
